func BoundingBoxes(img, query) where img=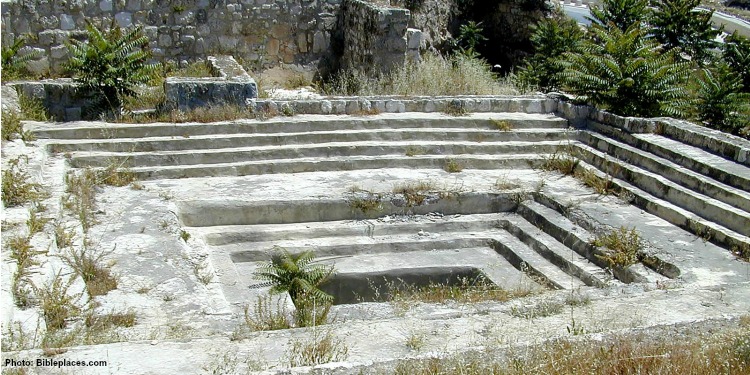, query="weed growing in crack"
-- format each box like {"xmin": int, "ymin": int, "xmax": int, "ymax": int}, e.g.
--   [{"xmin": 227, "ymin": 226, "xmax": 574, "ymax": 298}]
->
[
  {"xmin": 405, "ymin": 145, "xmax": 427, "ymax": 157},
  {"xmin": 444, "ymin": 158, "xmax": 463, "ymax": 173},
  {"xmin": 26, "ymin": 208, "xmax": 51, "ymax": 235},
  {"xmin": 495, "ymin": 175, "xmax": 522, "ymax": 190},
  {"xmin": 491, "ymin": 119, "xmax": 513, "ymax": 131},
  {"xmin": 405, "ymin": 331, "xmax": 427, "ymax": 351},
  {"xmin": 60, "ymin": 245, "xmax": 117, "ymax": 298},
  {"xmin": 392, "ymin": 180, "xmax": 436, "ymax": 207},
  {"xmin": 180, "ymin": 229, "xmax": 191, "ymax": 242},
  {"xmin": 348, "ymin": 192, "xmax": 383, "ymax": 214},
  {"xmin": 8, "ymin": 235, "xmax": 43, "ymax": 308},
  {"xmin": 732, "ymin": 243, "xmax": 750, "ymax": 261},
  {"xmin": 509, "ymin": 299, "xmax": 564, "ymax": 319},
  {"xmin": 35, "ymin": 271, "xmax": 82, "ymax": 332},
  {"xmin": 565, "ymin": 289, "xmax": 591, "ymax": 307},
  {"xmin": 2, "ymin": 156, "xmax": 46, "ymax": 207},
  {"xmin": 85, "ymin": 310, "xmax": 136, "ymax": 330},
  {"xmin": 592, "ymin": 226, "xmax": 642, "ymax": 268},
  {"xmin": 53, "ymin": 221, "xmax": 76, "ymax": 249},
  {"xmin": 241, "ymin": 295, "xmax": 293, "ymax": 333},
  {"xmin": 575, "ymin": 168, "xmax": 617, "ymax": 195},
  {"xmin": 286, "ymin": 329, "xmax": 349, "ymax": 367},
  {"xmin": 542, "ymin": 152, "xmax": 579, "ymax": 175},
  {"xmin": 1, "ymin": 110, "xmax": 36, "ymax": 142}
]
